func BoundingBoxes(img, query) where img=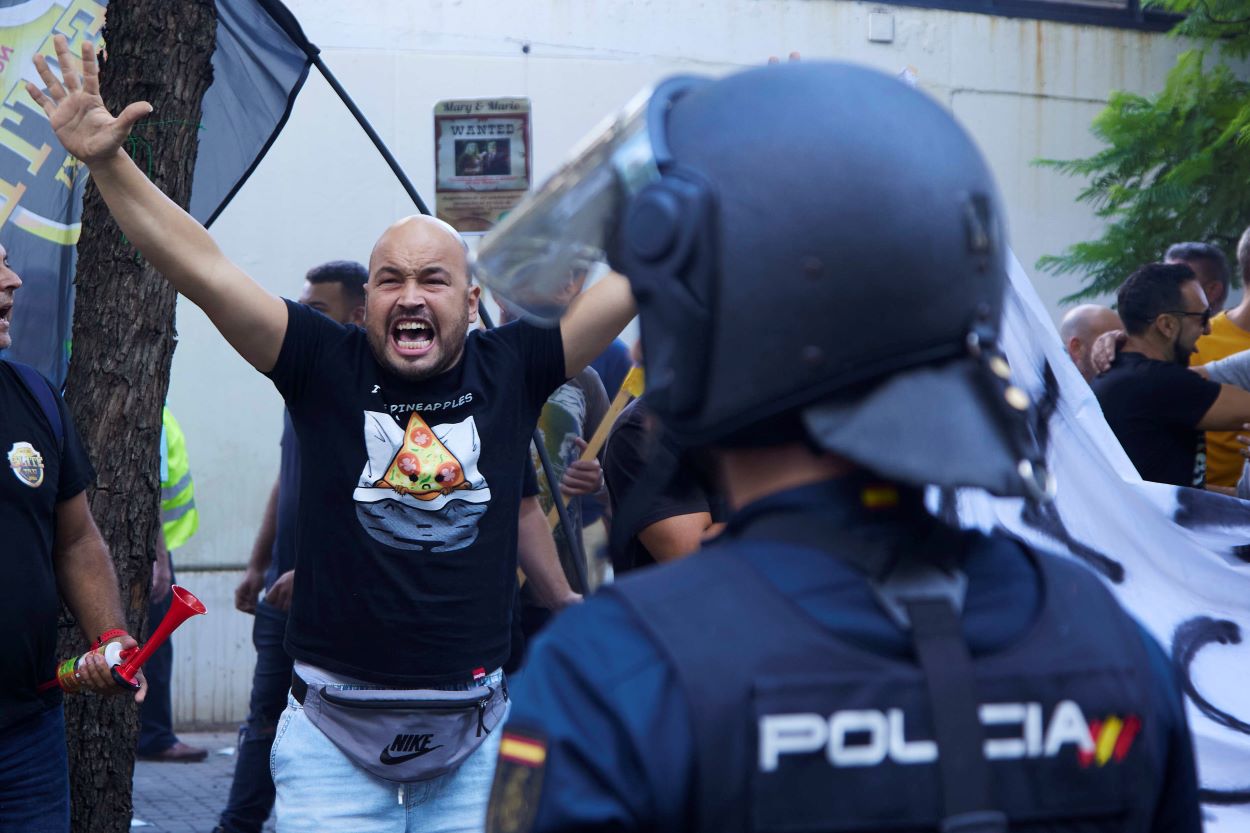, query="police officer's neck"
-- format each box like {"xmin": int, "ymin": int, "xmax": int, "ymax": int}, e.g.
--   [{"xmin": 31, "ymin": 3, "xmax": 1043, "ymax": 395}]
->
[{"xmin": 719, "ymin": 443, "xmax": 859, "ymax": 512}]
